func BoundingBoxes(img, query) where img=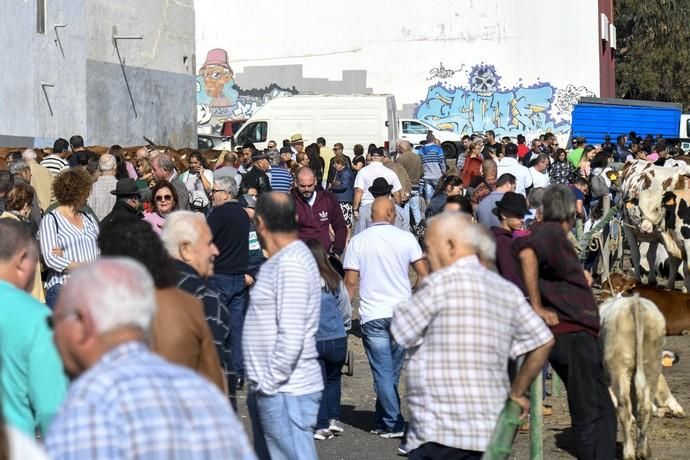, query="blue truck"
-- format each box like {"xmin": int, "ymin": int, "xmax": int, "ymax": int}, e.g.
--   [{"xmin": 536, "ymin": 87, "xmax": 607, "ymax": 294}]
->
[{"xmin": 571, "ymin": 97, "xmax": 687, "ymax": 146}]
